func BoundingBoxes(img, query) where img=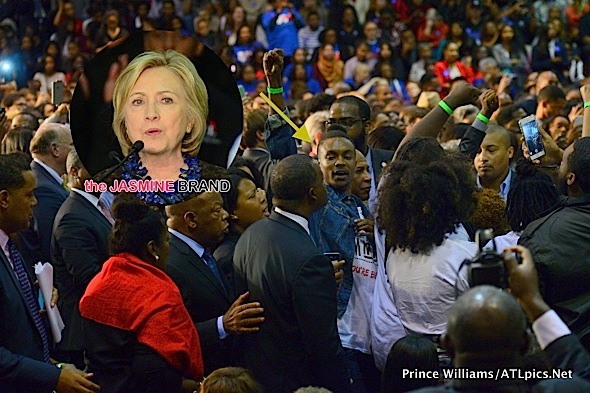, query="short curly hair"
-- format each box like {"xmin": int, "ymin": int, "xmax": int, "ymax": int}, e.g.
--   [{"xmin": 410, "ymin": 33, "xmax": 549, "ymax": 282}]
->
[{"xmin": 377, "ymin": 155, "xmax": 477, "ymax": 253}]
